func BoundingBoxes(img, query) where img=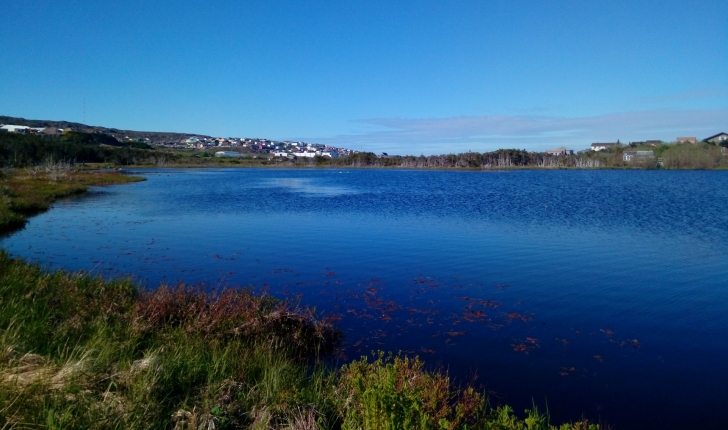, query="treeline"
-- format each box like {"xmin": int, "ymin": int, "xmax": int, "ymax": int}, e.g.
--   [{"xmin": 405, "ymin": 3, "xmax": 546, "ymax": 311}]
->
[
  {"xmin": 283, "ymin": 143, "xmax": 727, "ymax": 170},
  {"xmin": 0, "ymin": 131, "xmax": 165, "ymax": 167},
  {"xmin": 4, "ymin": 129, "xmax": 725, "ymax": 170},
  {"xmin": 279, "ymin": 149, "xmax": 604, "ymax": 169},
  {"xmin": 655, "ymin": 142, "xmax": 726, "ymax": 169}
]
